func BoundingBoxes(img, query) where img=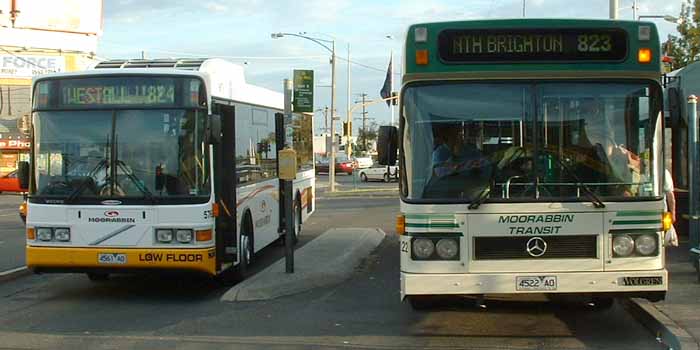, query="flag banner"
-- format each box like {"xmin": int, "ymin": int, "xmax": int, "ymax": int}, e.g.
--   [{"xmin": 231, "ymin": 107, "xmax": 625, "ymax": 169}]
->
[{"xmin": 380, "ymin": 57, "xmax": 392, "ymax": 107}]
